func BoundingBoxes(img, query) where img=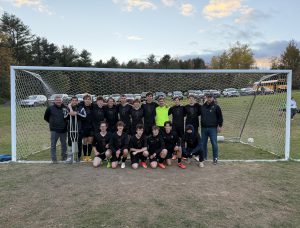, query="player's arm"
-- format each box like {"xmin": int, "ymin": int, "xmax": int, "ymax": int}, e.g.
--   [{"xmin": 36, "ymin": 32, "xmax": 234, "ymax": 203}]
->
[
  {"xmin": 92, "ymin": 138, "xmax": 100, "ymax": 156},
  {"xmin": 44, "ymin": 107, "xmax": 51, "ymax": 123}
]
